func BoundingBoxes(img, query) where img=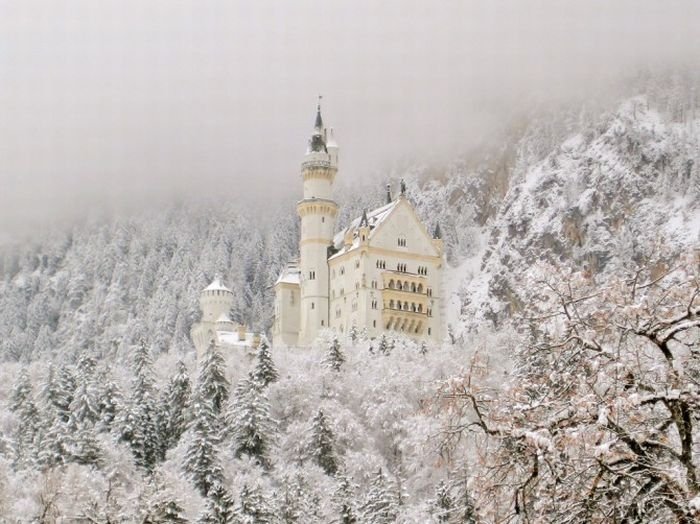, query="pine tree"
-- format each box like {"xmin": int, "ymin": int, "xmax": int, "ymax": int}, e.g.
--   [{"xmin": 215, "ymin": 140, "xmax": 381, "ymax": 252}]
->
[
  {"xmin": 118, "ymin": 341, "xmax": 160, "ymax": 470},
  {"xmin": 228, "ymin": 378, "xmax": 276, "ymax": 468},
  {"xmin": 361, "ymin": 468, "xmax": 398, "ymax": 524},
  {"xmin": 377, "ymin": 335, "xmax": 390, "ymax": 356},
  {"xmin": 332, "ymin": 472, "xmax": 358, "ymax": 524},
  {"xmin": 69, "ymin": 420, "xmax": 101, "ymax": 466},
  {"xmin": 323, "ymin": 337, "xmax": 345, "ymax": 372},
  {"xmin": 10, "ymin": 368, "xmax": 41, "ymax": 468},
  {"xmin": 160, "ymin": 360, "xmax": 192, "ymax": 454},
  {"xmin": 198, "ymin": 482, "xmax": 234, "ymax": 524},
  {"xmin": 141, "ymin": 474, "xmax": 189, "ymax": 524},
  {"xmin": 433, "ymin": 481, "xmax": 453, "ymax": 523},
  {"xmin": 234, "ymin": 483, "xmax": 274, "ymax": 524},
  {"xmin": 252, "ymin": 338, "xmax": 278, "ymax": 388},
  {"xmin": 196, "ymin": 341, "xmax": 230, "ymax": 417},
  {"xmin": 183, "ymin": 399, "xmax": 224, "ymax": 497},
  {"xmin": 96, "ymin": 367, "xmax": 121, "ymax": 432},
  {"xmin": 349, "ymin": 325, "xmax": 359, "ymax": 344},
  {"xmin": 419, "ymin": 341, "xmax": 428, "ymax": 356},
  {"xmin": 308, "ymin": 409, "xmax": 338, "ymax": 475}
]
